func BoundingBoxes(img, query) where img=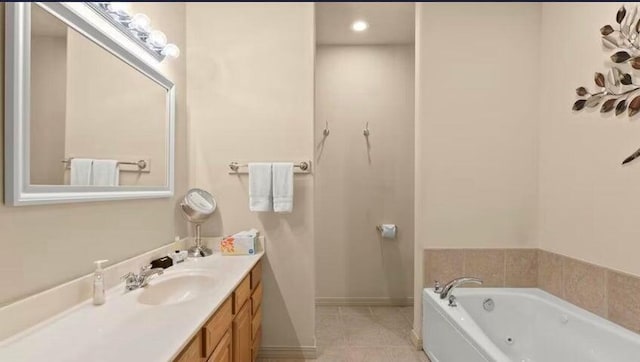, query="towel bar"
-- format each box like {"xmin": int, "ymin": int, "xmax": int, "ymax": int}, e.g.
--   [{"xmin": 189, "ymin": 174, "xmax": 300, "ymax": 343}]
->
[
  {"xmin": 228, "ymin": 161, "xmax": 312, "ymax": 174},
  {"xmin": 62, "ymin": 158, "xmax": 150, "ymax": 172}
]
